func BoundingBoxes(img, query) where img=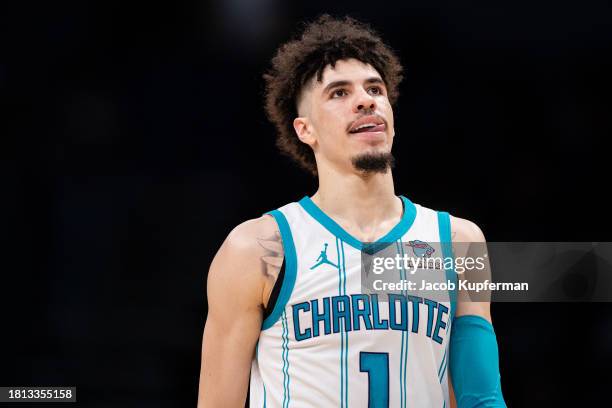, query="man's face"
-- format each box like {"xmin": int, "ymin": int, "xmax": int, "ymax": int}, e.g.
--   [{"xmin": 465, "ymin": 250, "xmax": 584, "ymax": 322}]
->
[{"xmin": 295, "ymin": 58, "xmax": 395, "ymax": 174}]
